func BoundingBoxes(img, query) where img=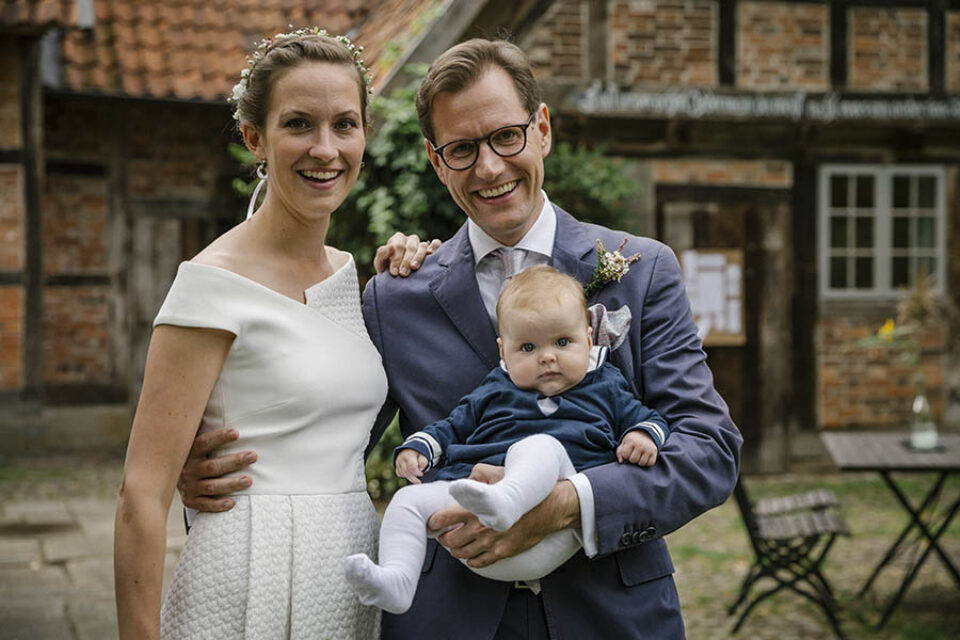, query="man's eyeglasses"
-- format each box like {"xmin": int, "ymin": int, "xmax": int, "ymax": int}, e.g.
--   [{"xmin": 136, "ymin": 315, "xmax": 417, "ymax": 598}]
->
[{"xmin": 430, "ymin": 113, "xmax": 537, "ymax": 171}]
